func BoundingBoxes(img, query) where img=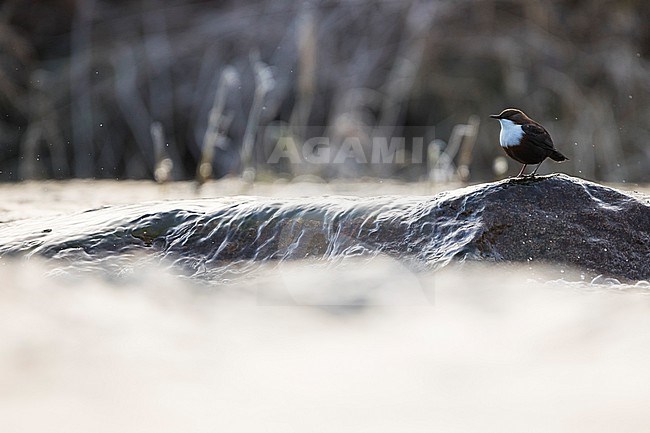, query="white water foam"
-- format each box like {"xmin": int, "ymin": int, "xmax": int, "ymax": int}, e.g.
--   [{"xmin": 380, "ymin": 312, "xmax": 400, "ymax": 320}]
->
[{"xmin": 2, "ymin": 257, "xmax": 650, "ymax": 433}]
